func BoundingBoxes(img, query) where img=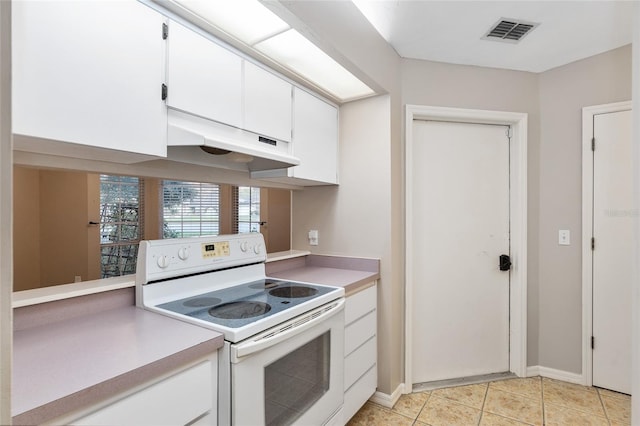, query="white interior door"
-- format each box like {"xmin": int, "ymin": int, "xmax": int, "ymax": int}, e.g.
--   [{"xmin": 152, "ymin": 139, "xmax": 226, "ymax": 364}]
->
[
  {"xmin": 592, "ymin": 109, "xmax": 632, "ymax": 395},
  {"xmin": 411, "ymin": 120, "xmax": 510, "ymax": 384}
]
